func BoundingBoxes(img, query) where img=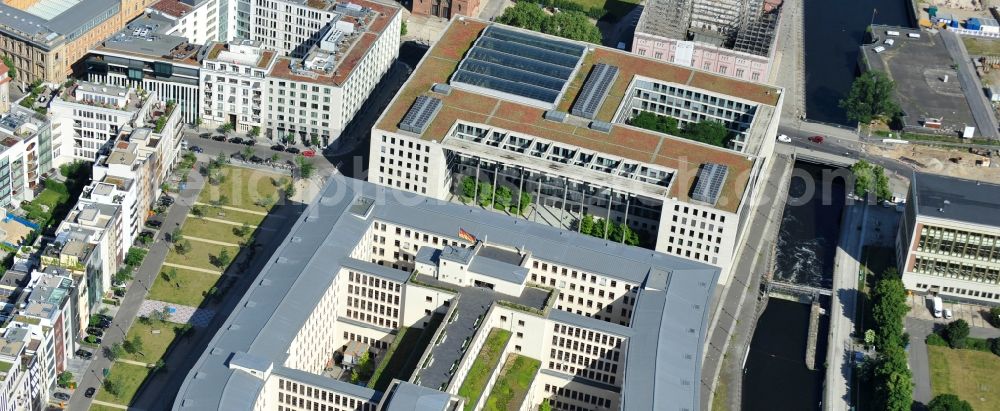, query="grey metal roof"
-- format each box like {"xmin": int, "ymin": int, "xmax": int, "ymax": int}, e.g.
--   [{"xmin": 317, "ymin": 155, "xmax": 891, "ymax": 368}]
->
[
  {"xmin": 414, "ymin": 246, "xmax": 439, "ymax": 265},
  {"xmin": 341, "ymin": 257, "xmax": 411, "ymax": 283},
  {"xmin": 175, "ymin": 177, "xmax": 719, "ymax": 410},
  {"xmin": 620, "ymin": 266, "xmax": 717, "ymax": 411},
  {"xmin": 438, "ymin": 245, "xmax": 473, "ymax": 264},
  {"xmin": 467, "ymin": 256, "xmax": 528, "ymax": 284},
  {"xmin": 912, "ymin": 171, "xmax": 1000, "ymax": 227},
  {"xmin": 96, "ymin": 15, "xmax": 191, "ymax": 60},
  {"xmin": 273, "ymin": 366, "xmax": 382, "ymax": 402},
  {"xmin": 382, "ymin": 381, "xmax": 454, "ymax": 411},
  {"xmin": 0, "ymin": 0, "xmax": 119, "ymax": 47}
]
